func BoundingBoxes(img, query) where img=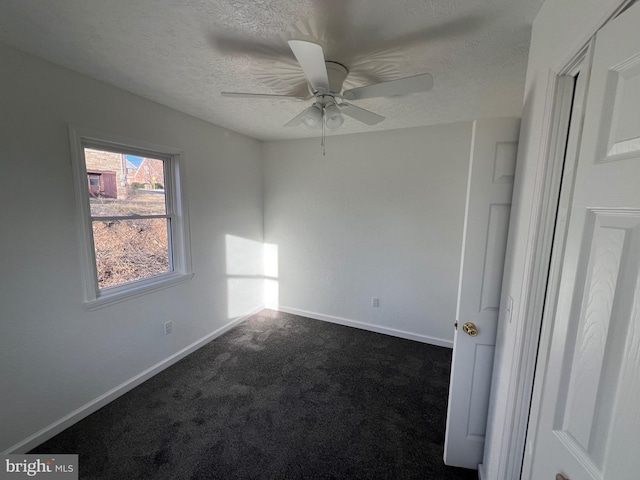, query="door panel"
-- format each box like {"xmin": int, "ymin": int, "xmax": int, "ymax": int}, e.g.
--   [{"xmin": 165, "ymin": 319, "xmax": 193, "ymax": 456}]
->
[
  {"xmin": 597, "ymin": 55, "xmax": 640, "ymax": 161},
  {"xmin": 467, "ymin": 343, "xmax": 495, "ymax": 438},
  {"xmin": 480, "ymin": 204, "xmax": 511, "ymax": 312},
  {"xmin": 101, "ymin": 172, "xmax": 117, "ymax": 198},
  {"xmin": 529, "ymin": 3, "xmax": 640, "ymax": 479},
  {"xmin": 444, "ymin": 118, "xmax": 519, "ymax": 469}
]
